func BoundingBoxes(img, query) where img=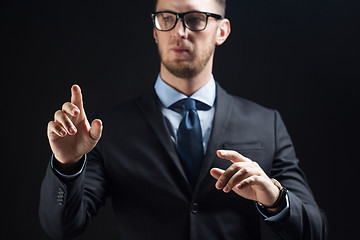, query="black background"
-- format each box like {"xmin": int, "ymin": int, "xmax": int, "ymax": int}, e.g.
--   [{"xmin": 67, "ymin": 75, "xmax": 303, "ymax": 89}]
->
[{"xmin": 2, "ymin": 0, "xmax": 359, "ymax": 239}]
